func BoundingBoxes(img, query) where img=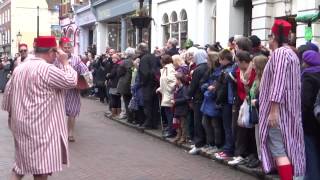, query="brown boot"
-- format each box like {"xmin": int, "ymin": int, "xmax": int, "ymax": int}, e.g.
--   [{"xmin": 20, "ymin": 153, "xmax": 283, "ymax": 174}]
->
[
  {"xmin": 173, "ymin": 128, "xmax": 181, "ymax": 144},
  {"xmin": 110, "ymin": 108, "xmax": 118, "ymax": 118},
  {"xmin": 178, "ymin": 118, "xmax": 186, "ymax": 145}
]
